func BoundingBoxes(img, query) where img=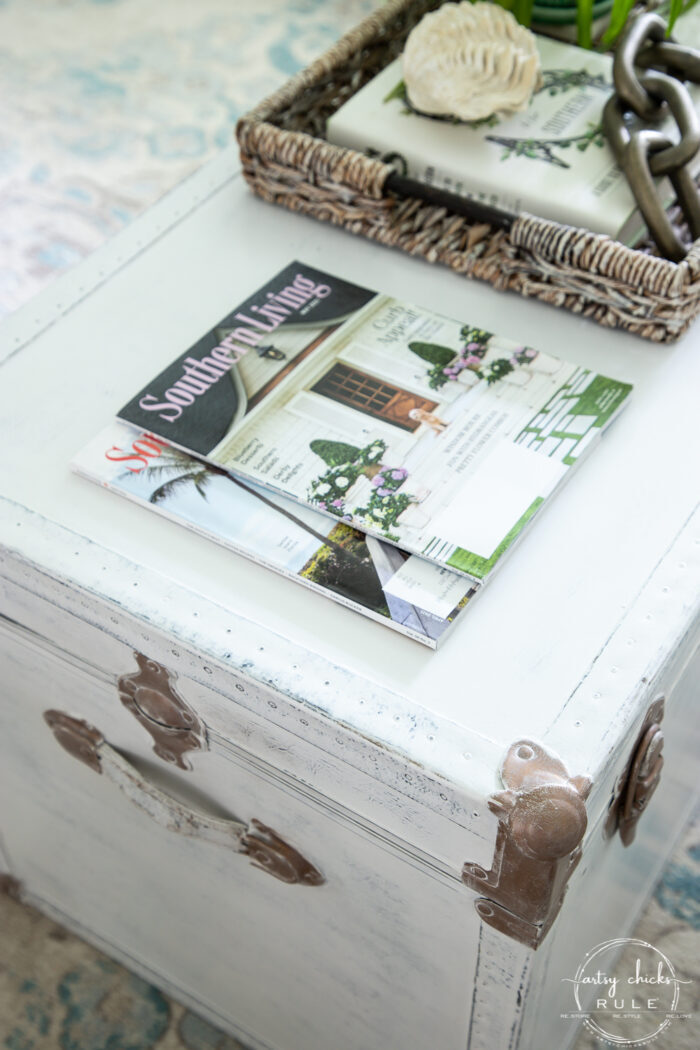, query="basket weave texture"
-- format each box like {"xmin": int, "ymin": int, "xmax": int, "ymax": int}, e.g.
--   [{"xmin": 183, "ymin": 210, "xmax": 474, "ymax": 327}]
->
[{"xmin": 236, "ymin": 0, "xmax": 700, "ymax": 343}]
